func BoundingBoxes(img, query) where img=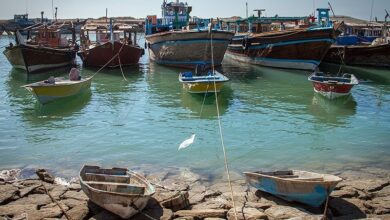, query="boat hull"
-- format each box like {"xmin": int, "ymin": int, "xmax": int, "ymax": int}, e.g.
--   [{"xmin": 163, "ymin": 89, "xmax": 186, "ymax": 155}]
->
[
  {"xmin": 226, "ymin": 28, "xmax": 335, "ymax": 70},
  {"xmin": 77, "ymin": 41, "xmax": 143, "ymax": 68},
  {"xmin": 323, "ymin": 44, "xmax": 390, "ymax": 67},
  {"xmin": 24, "ymin": 77, "xmax": 92, "ymax": 104},
  {"xmin": 312, "ymin": 82, "xmax": 354, "ymax": 99},
  {"xmin": 182, "ymin": 82, "xmax": 225, "ymax": 93},
  {"xmin": 244, "ymin": 170, "xmax": 342, "ymax": 207},
  {"xmin": 79, "ymin": 165, "xmax": 155, "ymax": 219},
  {"xmin": 3, "ymin": 44, "xmax": 76, "ymax": 73},
  {"xmin": 146, "ymin": 30, "xmax": 234, "ymax": 68}
]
